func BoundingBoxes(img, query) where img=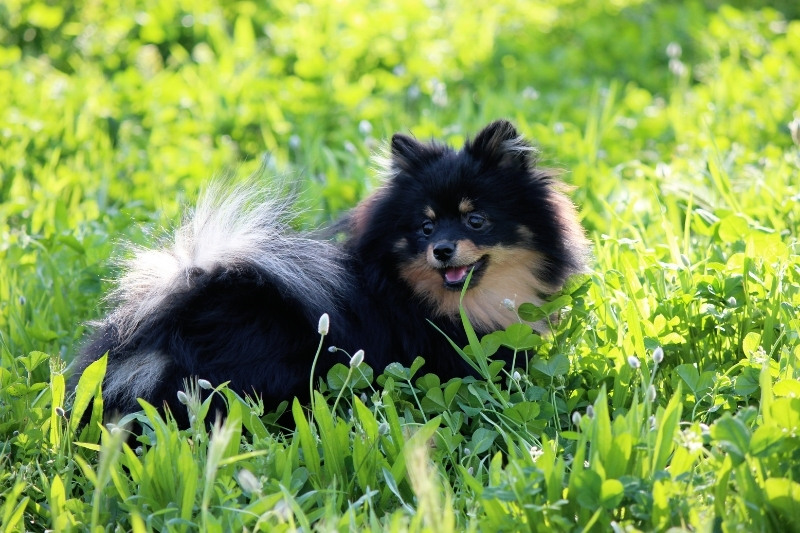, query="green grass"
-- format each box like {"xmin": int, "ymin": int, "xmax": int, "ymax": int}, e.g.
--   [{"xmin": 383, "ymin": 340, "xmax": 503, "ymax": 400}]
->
[{"xmin": 2, "ymin": 0, "xmax": 800, "ymax": 531}]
